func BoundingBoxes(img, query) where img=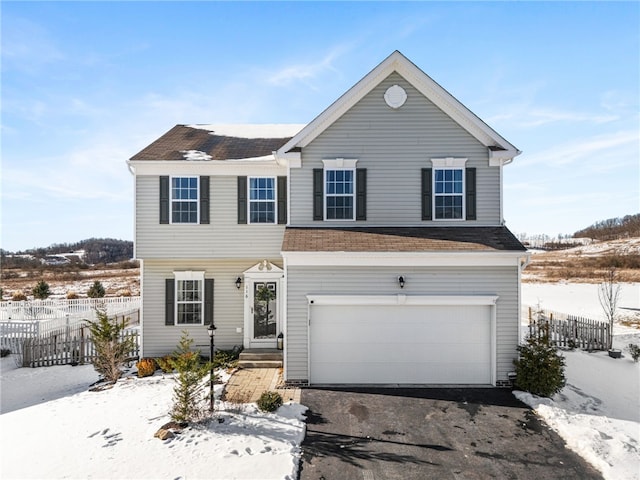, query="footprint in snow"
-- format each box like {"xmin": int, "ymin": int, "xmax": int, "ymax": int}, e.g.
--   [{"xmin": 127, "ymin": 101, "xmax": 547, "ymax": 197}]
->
[{"xmin": 245, "ymin": 447, "xmax": 253, "ymax": 455}]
